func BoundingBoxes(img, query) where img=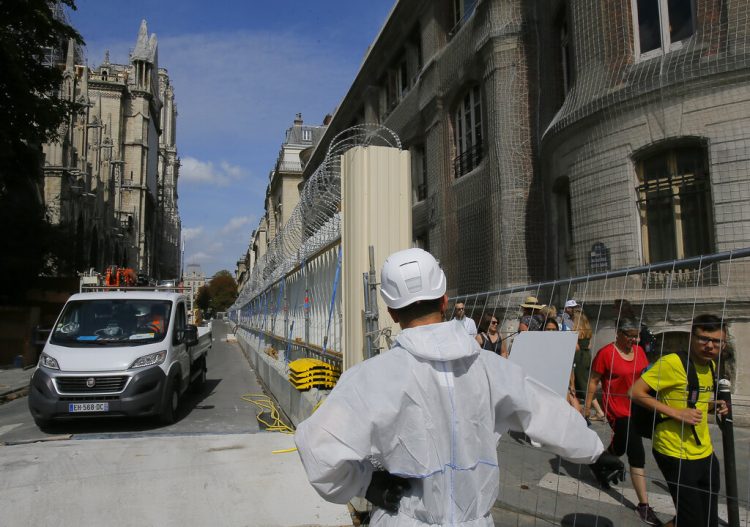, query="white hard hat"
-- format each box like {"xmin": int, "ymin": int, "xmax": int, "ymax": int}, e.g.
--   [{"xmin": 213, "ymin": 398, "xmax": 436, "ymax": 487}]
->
[{"xmin": 379, "ymin": 248, "xmax": 447, "ymax": 309}]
